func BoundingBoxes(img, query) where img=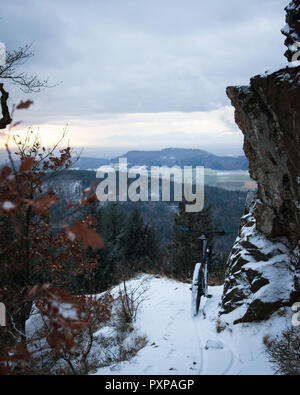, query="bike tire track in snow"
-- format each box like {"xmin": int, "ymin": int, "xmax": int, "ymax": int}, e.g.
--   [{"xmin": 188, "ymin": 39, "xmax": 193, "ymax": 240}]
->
[{"xmin": 191, "ymin": 288, "xmax": 238, "ymax": 375}]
